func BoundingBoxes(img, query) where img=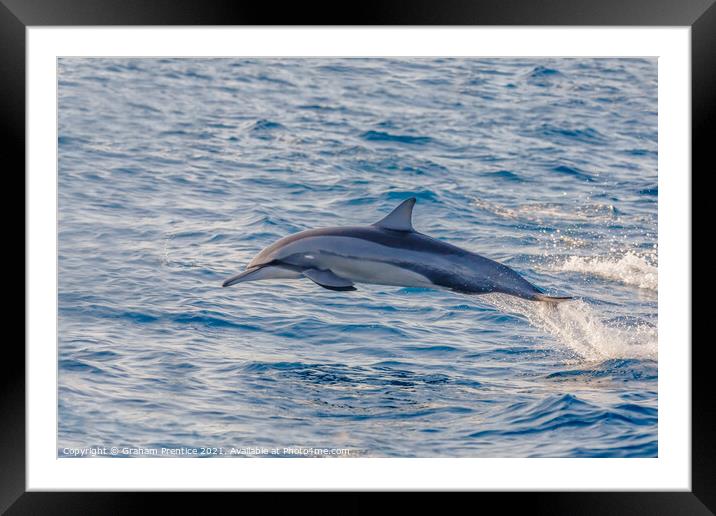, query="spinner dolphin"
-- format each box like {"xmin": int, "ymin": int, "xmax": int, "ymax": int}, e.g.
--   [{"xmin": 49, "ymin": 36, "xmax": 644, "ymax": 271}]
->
[{"xmin": 222, "ymin": 198, "xmax": 570, "ymax": 303}]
